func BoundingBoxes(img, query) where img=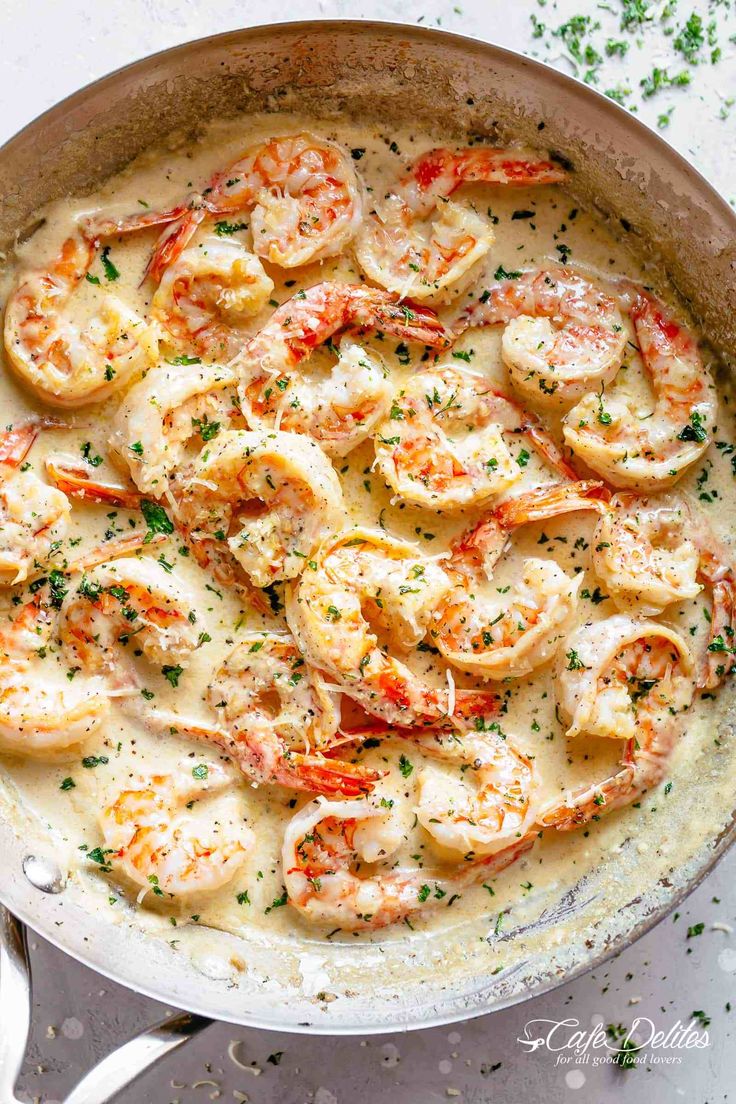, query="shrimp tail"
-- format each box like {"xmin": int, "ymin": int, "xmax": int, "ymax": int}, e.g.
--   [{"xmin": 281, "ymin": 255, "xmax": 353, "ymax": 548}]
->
[
  {"xmin": 287, "ymin": 752, "xmax": 383, "ymax": 796},
  {"xmin": 80, "ymin": 200, "xmax": 195, "ymax": 243},
  {"xmin": 339, "ymin": 689, "xmax": 503, "ymax": 743},
  {"xmin": 348, "ymin": 289, "xmax": 451, "ymax": 349},
  {"xmin": 146, "ymin": 715, "xmax": 382, "ymax": 796},
  {"xmin": 0, "ymin": 417, "xmax": 65, "ymax": 465},
  {"xmin": 699, "ymin": 576, "xmax": 736, "ymax": 690},
  {"xmin": 537, "ymin": 758, "xmax": 638, "ymax": 831},
  {"xmin": 45, "ymin": 454, "xmax": 143, "ymax": 508},
  {"xmin": 80, "ymin": 200, "xmax": 208, "ymax": 286},
  {"xmin": 144, "ymin": 206, "xmax": 208, "ymax": 284},
  {"xmin": 451, "ymin": 480, "xmax": 609, "ymax": 578},
  {"xmin": 494, "ymin": 479, "xmax": 610, "ymax": 530},
  {"xmin": 67, "ymin": 530, "xmax": 167, "ymax": 572}
]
